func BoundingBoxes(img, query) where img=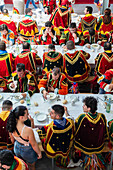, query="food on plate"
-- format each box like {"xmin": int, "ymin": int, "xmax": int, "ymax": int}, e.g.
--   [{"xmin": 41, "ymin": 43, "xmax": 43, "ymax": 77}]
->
[
  {"xmin": 92, "ymin": 44, "xmax": 98, "ymax": 48},
  {"xmin": 34, "ymin": 102, "xmax": 38, "ymax": 106},
  {"xmin": 62, "ymin": 99, "xmax": 68, "ymax": 104},
  {"xmin": 20, "ymin": 100, "xmax": 24, "ymax": 104},
  {"xmin": 35, "ymin": 111, "xmax": 40, "ymax": 114},
  {"xmin": 91, "ymin": 49, "xmax": 94, "ymax": 52},
  {"xmin": 86, "ymin": 44, "xmax": 91, "ymax": 49}
]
